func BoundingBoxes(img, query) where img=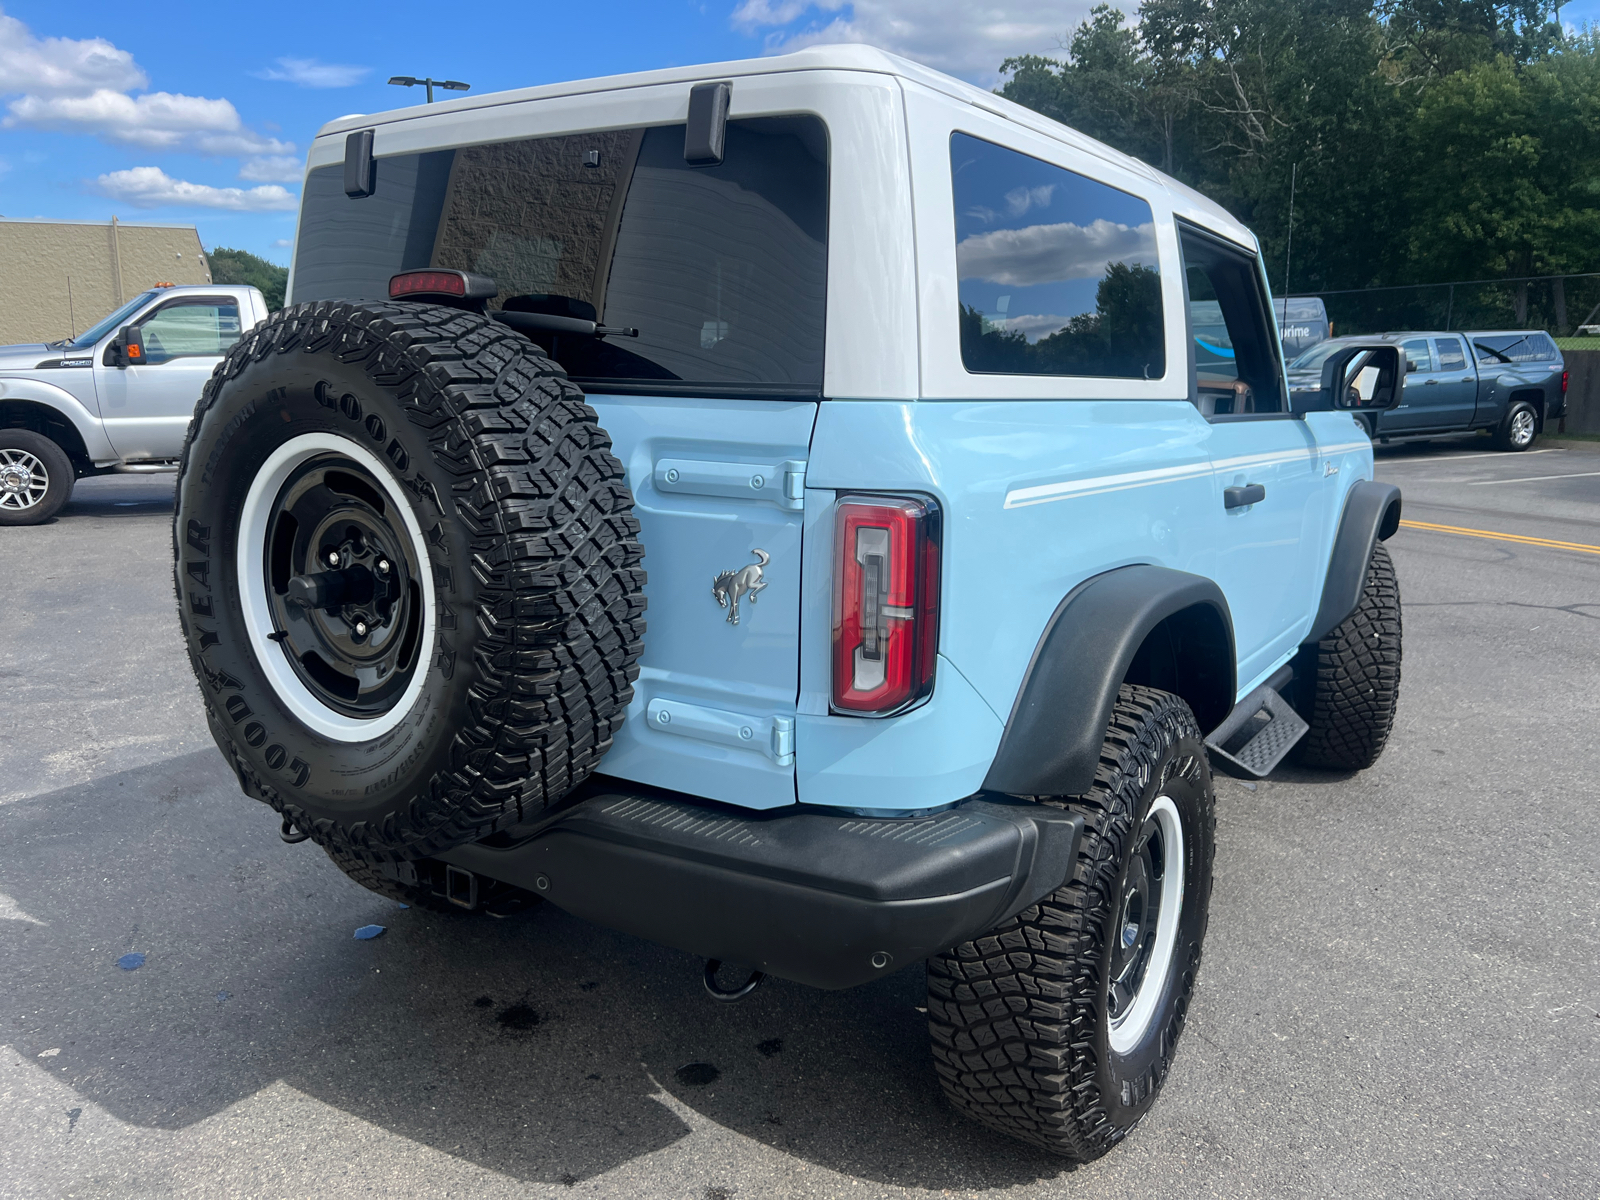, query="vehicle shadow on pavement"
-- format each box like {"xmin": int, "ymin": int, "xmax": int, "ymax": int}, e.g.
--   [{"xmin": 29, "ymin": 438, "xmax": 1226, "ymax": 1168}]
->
[
  {"xmin": 58, "ymin": 477, "xmax": 176, "ymax": 520},
  {"xmin": 0, "ymin": 749, "xmax": 1067, "ymax": 1190}
]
